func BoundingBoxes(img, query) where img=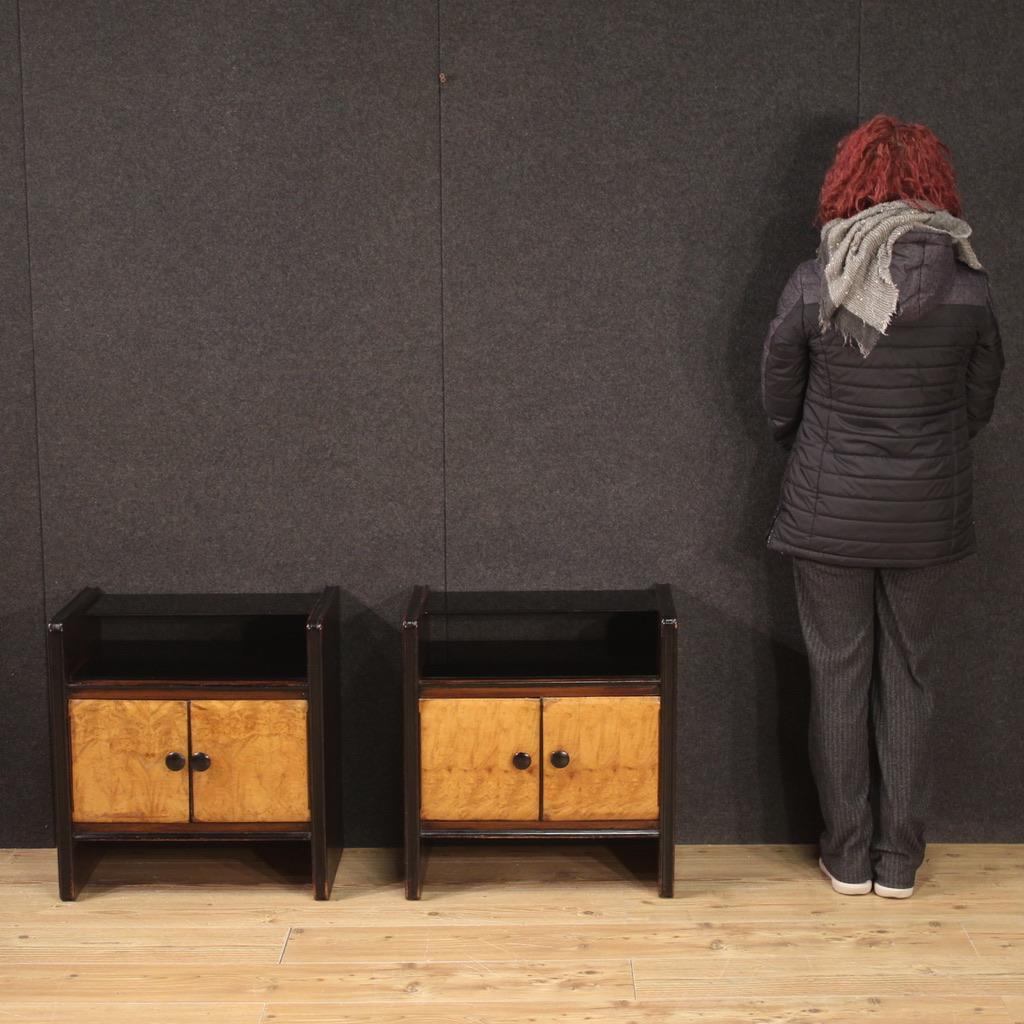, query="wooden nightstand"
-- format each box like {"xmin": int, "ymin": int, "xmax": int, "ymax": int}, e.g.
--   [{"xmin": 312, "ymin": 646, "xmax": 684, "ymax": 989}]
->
[
  {"xmin": 402, "ymin": 585, "xmax": 678, "ymax": 898},
  {"xmin": 47, "ymin": 588, "xmax": 342, "ymax": 900}
]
